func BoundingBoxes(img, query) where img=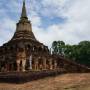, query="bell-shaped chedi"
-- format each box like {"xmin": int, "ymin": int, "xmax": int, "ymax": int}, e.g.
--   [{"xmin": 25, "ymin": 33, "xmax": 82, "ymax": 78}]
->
[
  {"xmin": 0, "ymin": 0, "xmax": 49, "ymax": 72},
  {"xmin": 12, "ymin": 0, "xmax": 36, "ymax": 41}
]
